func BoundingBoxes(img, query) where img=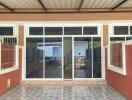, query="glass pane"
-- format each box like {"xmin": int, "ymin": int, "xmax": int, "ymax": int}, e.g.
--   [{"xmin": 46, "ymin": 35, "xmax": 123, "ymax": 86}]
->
[
  {"xmin": 83, "ymin": 27, "xmax": 97, "ymax": 35},
  {"xmin": 45, "ymin": 27, "xmax": 63, "ymax": 35},
  {"xmin": 130, "ymin": 26, "xmax": 132, "ymax": 35},
  {"xmin": 64, "ymin": 27, "xmax": 82, "ymax": 35},
  {"xmin": 93, "ymin": 37, "xmax": 101, "ymax": 78},
  {"xmin": 110, "ymin": 37, "xmax": 125, "ymax": 41},
  {"xmin": 64, "ymin": 37, "xmax": 72, "ymax": 79},
  {"xmin": 0, "ymin": 27, "xmax": 13, "ymax": 35},
  {"xmin": 74, "ymin": 37, "xmax": 92, "ymax": 78},
  {"xmin": 126, "ymin": 37, "xmax": 132, "ymax": 41},
  {"xmin": 44, "ymin": 38, "xmax": 62, "ymax": 78},
  {"xmin": 29, "ymin": 27, "xmax": 43, "ymax": 35},
  {"xmin": 114, "ymin": 26, "xmax": 128, "ymax": 35},
  {"xmin": 26, "ymin": 38, "xmax": 43, "ymax": 78}
]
